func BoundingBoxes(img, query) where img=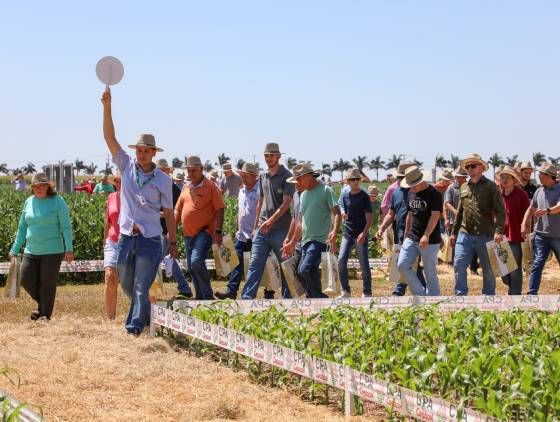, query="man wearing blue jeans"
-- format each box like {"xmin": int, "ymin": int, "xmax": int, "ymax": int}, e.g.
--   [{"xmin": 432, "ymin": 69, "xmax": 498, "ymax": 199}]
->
[
  {"xmin": 156, "ymin": 158, "xmax": 192, "ymax": 298},
  {"xmin": 175, "ymin": 156, "xmax": 225, "ymax": 300},
  {"xmin": 397, "ymin": 166, "xmax": 442, "ymax": 296},
  {"xmin": 282, "ymin": 163, "xmax": 341, "ymax": 298},
  {"xmin": 376, "ymin": 162, "xmax": 427, "ymax": 295},
  {"xmin": 450, "ymin": 153, "xmax": 506, "ymax": 296},
  {"xmin": 337, "ymin": 168, "xmax": 373, "ymax": 297},
  {"xmin": 241, "ymin": 143, "xmax": 294, "ymax": 299},
  {"xmin": 215, "ymin": 163, "xmax": 260, "ymax": 299},
  {"xmin": 101, "ymin": 88, "xmax": 177, "ymax": 337},
  {"xmin": 521, "ymin": 163, "xmax": 560, "ymax": 294}
]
